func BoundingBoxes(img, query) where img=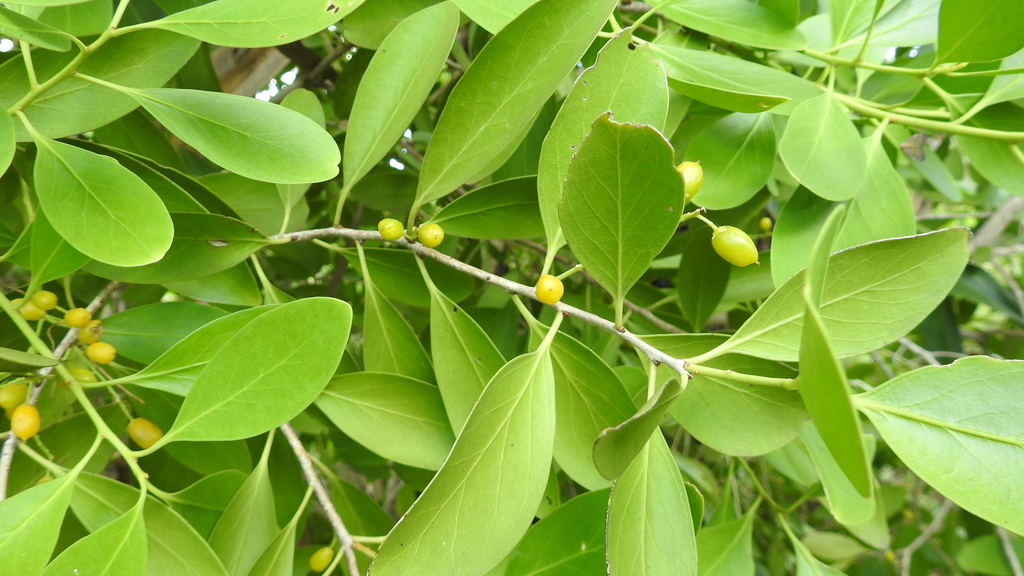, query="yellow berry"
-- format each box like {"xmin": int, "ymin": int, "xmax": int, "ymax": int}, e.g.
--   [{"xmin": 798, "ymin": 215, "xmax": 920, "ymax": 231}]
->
[
  {"xmin": 676, "ymin": 161, "xmax": 704, "ymax": 201},
  {"xmin": 711, "ymin": 226, "xmax": 759, "ymax": 267},
  {"xmin": 127, "ymin": 418, "xmax": 164, "ymax": 449},
  {"xmin": 12, "ymin": 404, "xmax": 40, "ymax": 440},
  {"xmin": 86, "ymin": 342, "xmax": 117, "ymax": 364},
  {"xmin": 759, "ymin": 217, "xmax": 773, "ymax": 233},
  {"xmin": 309, "ymin": 546, "xmax": 335, "ymax": 572},
  {"xmin": 18, "ymin": 301, "xmax": 45, "ymax": 321},
  {"xmin": 78, "ymin": 319, "xmax": 103, "ymax": 344},
  {"xmin": 30, "ymin": 290, "xmax": 58, "ymax": 311},
  {"xmin": 377, "ymin": 218, "xmax": 405, "ymax": 242},
  {"xmin": 535, "ymin": 275, "xmax": 564, "ymax": 305},
  {"xmin": 0, "ymin": 382, "xmax": 29, "ymax": 410},
  {"xmin": 417, "ymin": 223, "xmax": 444, "ymax": 248},
  {"xmin": 64, "ymin": 308, "xmax": 92, "ymax": 328}
]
